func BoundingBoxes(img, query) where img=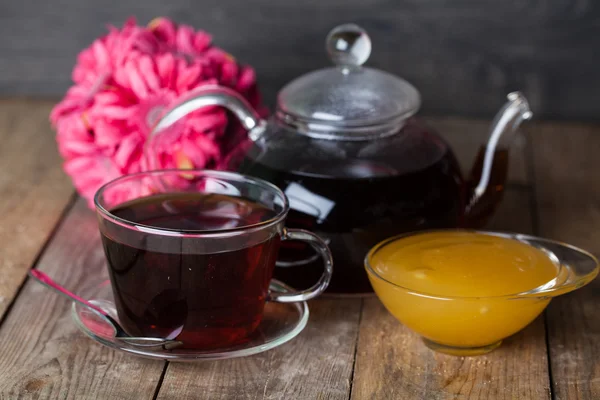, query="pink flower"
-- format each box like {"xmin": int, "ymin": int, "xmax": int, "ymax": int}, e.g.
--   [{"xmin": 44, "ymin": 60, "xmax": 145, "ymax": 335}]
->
[
  {"xmin": 51, "ymin": 17, "xmax": 266, "ymax": 208},
  {"xmin": 64, "ymin": 153, "xmax": 121, "ymax": 208}
]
